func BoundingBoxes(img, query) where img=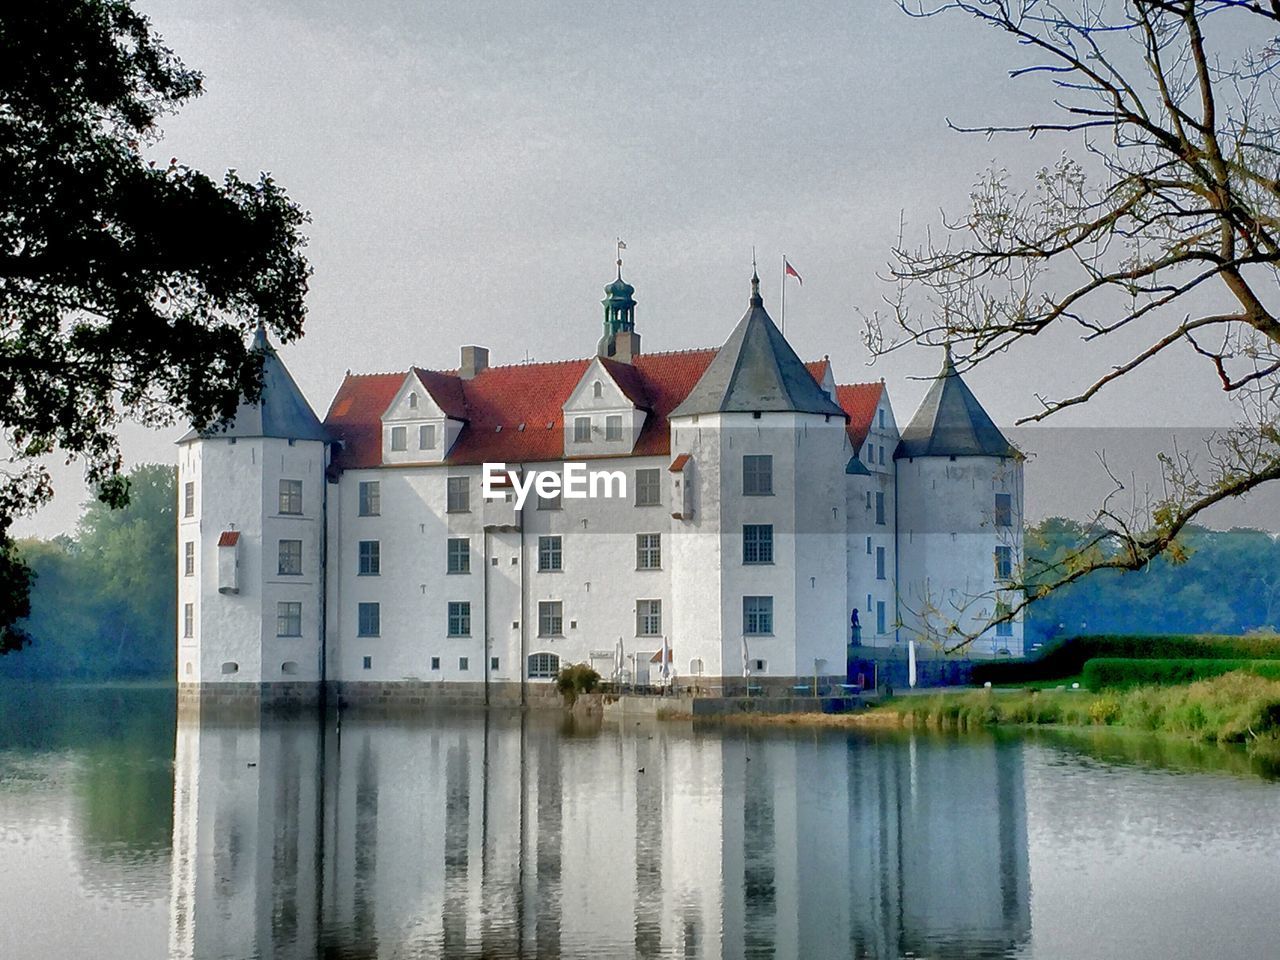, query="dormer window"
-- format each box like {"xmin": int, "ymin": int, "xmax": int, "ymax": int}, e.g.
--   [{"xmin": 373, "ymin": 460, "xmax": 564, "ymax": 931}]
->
[
  {"xmin": 573, "ymin": 416, "xmax": 591, "ymax": 443},
  {"xmin": 391, "ymin": 426, "xmax": 407, "ymax": 451},
  {"xmin": 592, "ymin": 381, "xmax": 603, "ymax": 399},
  {"xmin": 409, "ymin": 392, "xmax": 418, "ymax": 409},
  {"xmin": 419, "ymin": 424, "xmax": 436, "ymax": 450}
]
